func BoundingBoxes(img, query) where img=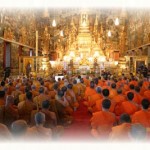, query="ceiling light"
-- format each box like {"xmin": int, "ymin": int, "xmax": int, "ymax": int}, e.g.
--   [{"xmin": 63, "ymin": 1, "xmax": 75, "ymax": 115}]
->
[
  {"xmin": 52, "ymin": 19, "xmax": 56, "ymax": 27},
  {"xmin": 115, "ymin": 18, "xmax": 119, "ymax": 26},
  {"xmin": 108, "ymin": 30, "xmax": 111, "ymax": 37}
]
